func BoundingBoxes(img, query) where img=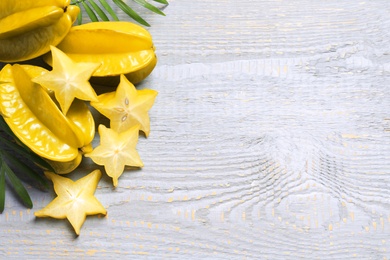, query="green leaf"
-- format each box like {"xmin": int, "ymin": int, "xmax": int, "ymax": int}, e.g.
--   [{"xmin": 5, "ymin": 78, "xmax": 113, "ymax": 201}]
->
[
  {"xmin": 0, "ymin": 163, "xmax": 5, "ymax": 213},
  {"xmin": 0, "ymin": 116, "xmax": 52, "ymax": 170},
  {"xmin": 3, "ymin": 163, "xmax": 32, "ymax": 209},
  {"xmin": 88, "ymin": 0, "xmax": 109, "ymax": 21},
  {"xmin": 82, "ymin": 1, "xmax": 99, "ymax": 22},
  {"xmin": 0, "ymin": 135, "xmax": 54, "ymax": 172},
  {"xmin": 152, "ymin": 0, "xmax": 169, "ymax": 4},
  {"xmin": 98, "ymin": 0, "xmax": 119, "ymax": 20},
  {"xmin": 75, "ymin": 2, "xmax": 83, "ymax": 25},
  {"xmin": 0, "ymin": 116, "xmax": 15, "ymax": 139},
  {"xmin": 71, "ymin": 0, "xmax": 168, "ymax": 25},
  {"xmin": 112, "ymin": 0, "xmax": 150, "ymax": 27},
  {"xmin": 133, "ymin": 0, "xmax": 165, "ymax": 16},
  {"xmin": 2, "ymin": 151, "xmax": 48, "ymax": 190}
]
